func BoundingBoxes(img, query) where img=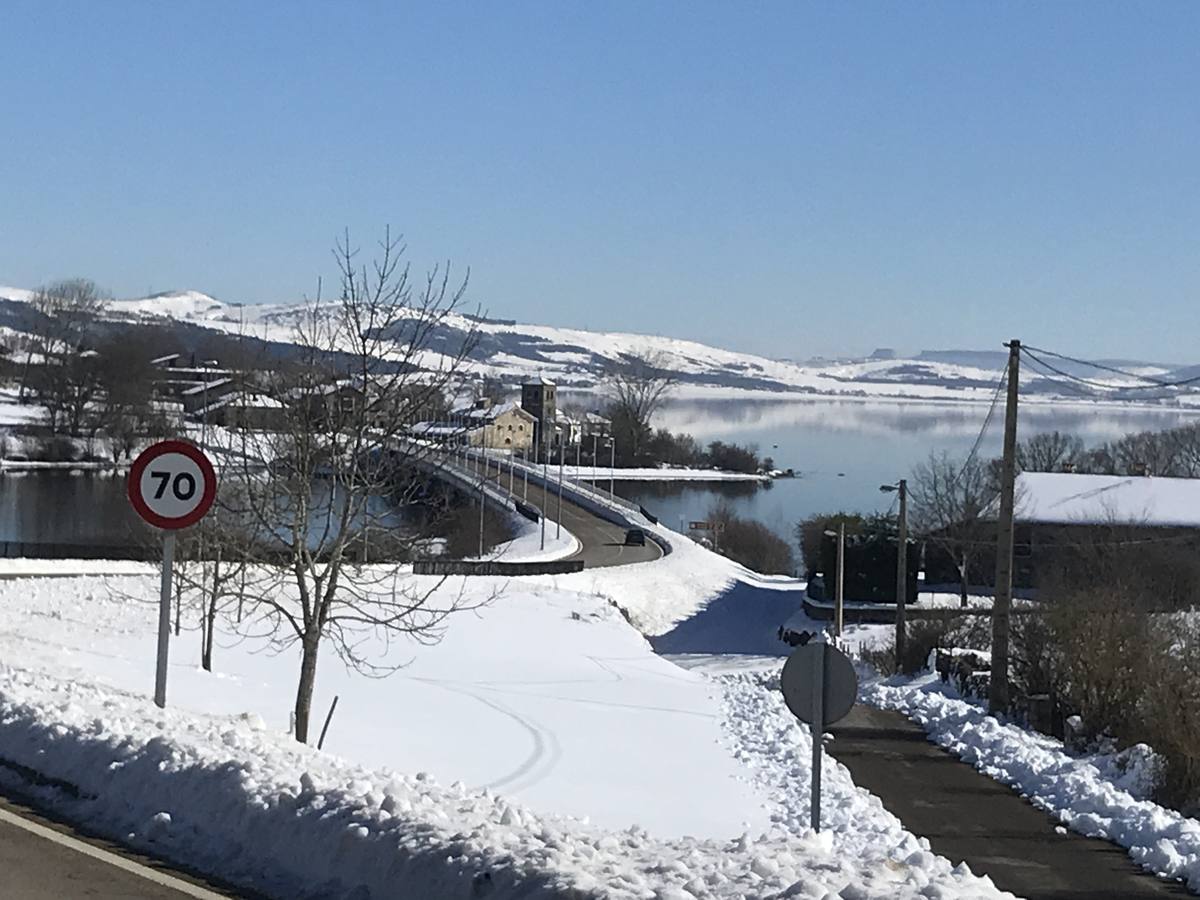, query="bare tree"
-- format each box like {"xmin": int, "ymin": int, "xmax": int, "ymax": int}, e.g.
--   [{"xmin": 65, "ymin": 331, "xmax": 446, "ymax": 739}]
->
[
  {"xmin": 20, "ymin": 278, "xmax": 107, "ymax": 401},
  {"xmin": 215, "ymin": 228, "xmax": 492, "ymax": 743},
  {"xmin": 909, "ymin": 450, "xmax": 995, "ymax": 607},
  {"xmin": 93, "ymin": 331, "xmax": 162, "ymax": 463},
  {"xmin": 1017, "ymin": 431, "xmax": 1084, "ymax": 473},
  {"xmin": 606, "ymin": 351, "xmax": 678, "ymax": 462}
]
